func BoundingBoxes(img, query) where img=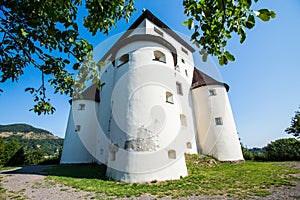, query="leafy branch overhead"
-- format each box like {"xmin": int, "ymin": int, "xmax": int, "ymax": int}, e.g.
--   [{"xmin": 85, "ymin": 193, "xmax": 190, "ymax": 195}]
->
[
  {"xmin": 0, "ymin": 0, "xmax": 135, "ymax": 114},
  {"xmin": 182, "ymin": 0, "xmax": 276, "ymax": 65},
  {"xmin": 1, "ymin": 0, "xmax": 275, "ymax": 115}
]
